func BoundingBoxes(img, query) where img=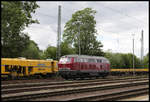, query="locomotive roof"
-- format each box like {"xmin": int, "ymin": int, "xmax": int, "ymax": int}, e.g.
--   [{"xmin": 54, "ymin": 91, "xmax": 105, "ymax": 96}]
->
[{"xmin": 62, "ymin": 55, "xmax": 108, "ymax": 60}]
